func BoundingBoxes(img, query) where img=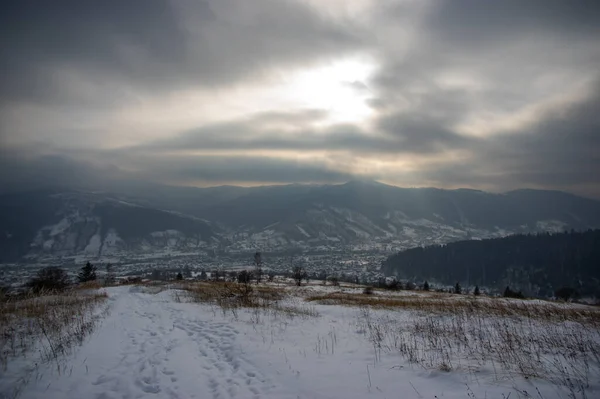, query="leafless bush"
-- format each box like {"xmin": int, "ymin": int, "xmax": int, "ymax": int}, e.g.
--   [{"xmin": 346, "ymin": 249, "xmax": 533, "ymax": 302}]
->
[
  {"xmin": 25, "ymin": 267, "xmax": 70, "ymax": 293},
  {"xmin": 292, "ymin": 266, "xmax": 307, "ymax": 286}
]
